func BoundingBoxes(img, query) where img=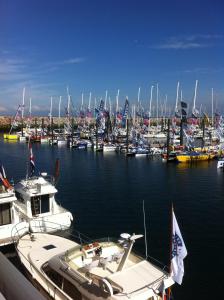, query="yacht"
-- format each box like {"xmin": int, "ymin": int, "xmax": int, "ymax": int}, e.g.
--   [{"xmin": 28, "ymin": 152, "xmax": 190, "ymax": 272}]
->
[
  {"xmin": 16, "ymin": 231, "xmax": 174, "ymax": 300},
  {"xmin": 0, "ymin": 182, "xmax": 28, "ymax": 246},
  {"xmin": 14, "ymin": 173, "xmax": 73, "ymax": 233},
  {"xmin": 103, "ymin": 144, "xmax": 117, "ymax": 152}
]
